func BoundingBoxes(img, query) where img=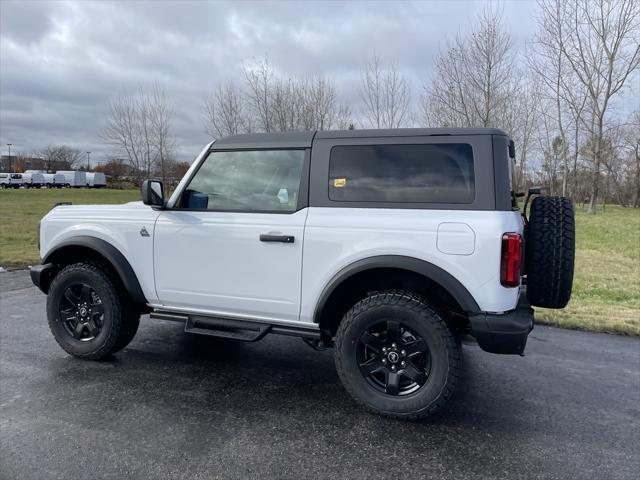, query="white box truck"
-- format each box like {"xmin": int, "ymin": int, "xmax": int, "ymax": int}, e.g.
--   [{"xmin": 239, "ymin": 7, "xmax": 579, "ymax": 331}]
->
[
  {"xmin": 86, "ymin": 172, "xmax": 107, "ymax": 188},
  {"xmin": 42, "ymin": 173, "xmax": 66, "ymax": 188},
  {"xmin": 22, "ymin": 172, "xmax": 45, "ymax": 188},
  {"xmin": 56, "ymin": 170, "xmax": 87, "ymax": 188}
]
